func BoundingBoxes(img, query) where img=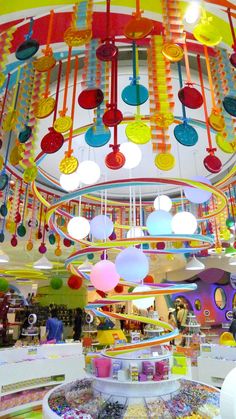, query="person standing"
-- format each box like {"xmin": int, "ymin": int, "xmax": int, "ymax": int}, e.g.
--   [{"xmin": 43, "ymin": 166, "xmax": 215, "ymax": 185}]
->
[
  {"xmin": 46, "ymin": 308, "xmax": 63, "ymax": 342},
  {"xmin": 168, "ymin": 308, "xmax": 177, "ymax": 345},
  {"xmin": 229, "ymin": 309, "xmax": 236, "ymax": 340},
  {"xmin": 73, "ymin": 308, "xmax": 83, "ymax": 341},
  {"xmin": 177, "ymin": 303, "xmax": 188, "ymax": 331}
]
